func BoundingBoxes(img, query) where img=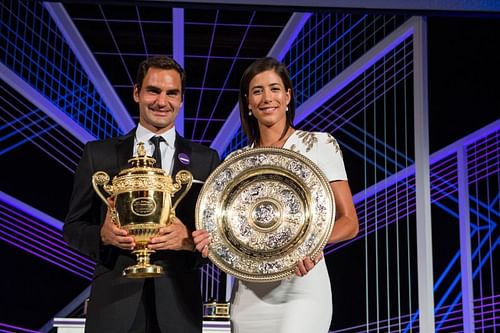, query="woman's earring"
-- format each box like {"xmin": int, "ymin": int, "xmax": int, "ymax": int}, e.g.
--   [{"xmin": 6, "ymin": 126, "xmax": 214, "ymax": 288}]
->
[
  {"xmin": 286, "ymin": 106, "xmax": 289, "ymax": 112},
  {"xmin": 248, "ymin": 111, "xmax": 252, "ymax": 116}
]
